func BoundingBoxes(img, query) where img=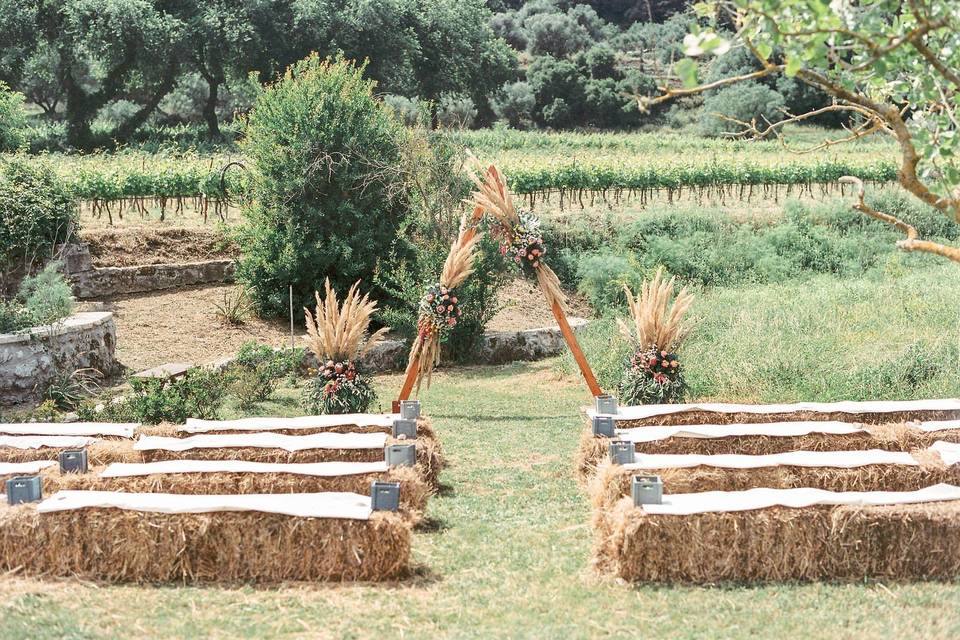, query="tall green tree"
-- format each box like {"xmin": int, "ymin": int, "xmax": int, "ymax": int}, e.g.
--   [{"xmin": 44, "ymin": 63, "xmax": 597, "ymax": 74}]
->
[
  {"xmin": 31, "ymin": 0, "xmax": 187, "ymax": 148},
  {"xmin": 182, "ymin": 0, "xmax": 285, "ymax": 139}
]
